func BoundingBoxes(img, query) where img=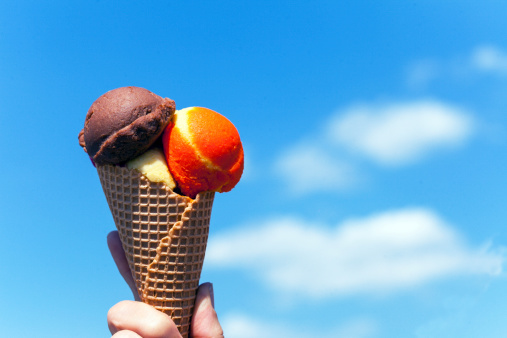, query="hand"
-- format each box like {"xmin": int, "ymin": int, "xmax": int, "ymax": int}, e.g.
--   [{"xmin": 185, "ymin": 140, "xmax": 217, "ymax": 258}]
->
[{"xmin": 107, "ymin": 231, "xmax": 224, "ymax": 338}]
